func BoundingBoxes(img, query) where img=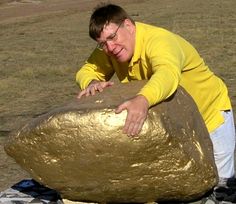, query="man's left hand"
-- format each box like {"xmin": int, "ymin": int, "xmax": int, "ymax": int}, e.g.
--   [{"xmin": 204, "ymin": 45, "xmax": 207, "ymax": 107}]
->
[{"xmin": 115, "ymin": 95, "xmax": 149, "ymax": 136}]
